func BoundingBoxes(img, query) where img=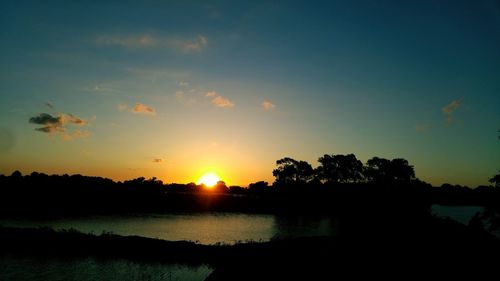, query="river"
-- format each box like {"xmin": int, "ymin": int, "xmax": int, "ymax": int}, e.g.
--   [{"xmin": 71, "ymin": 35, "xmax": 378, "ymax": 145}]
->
[
  {"xmin": 0, "ymin": 207, "xmax": 487, "ymax": 280},
  {"xmin": 0, "ymin": 212, "xmax": 338, "ymax": 245}
]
